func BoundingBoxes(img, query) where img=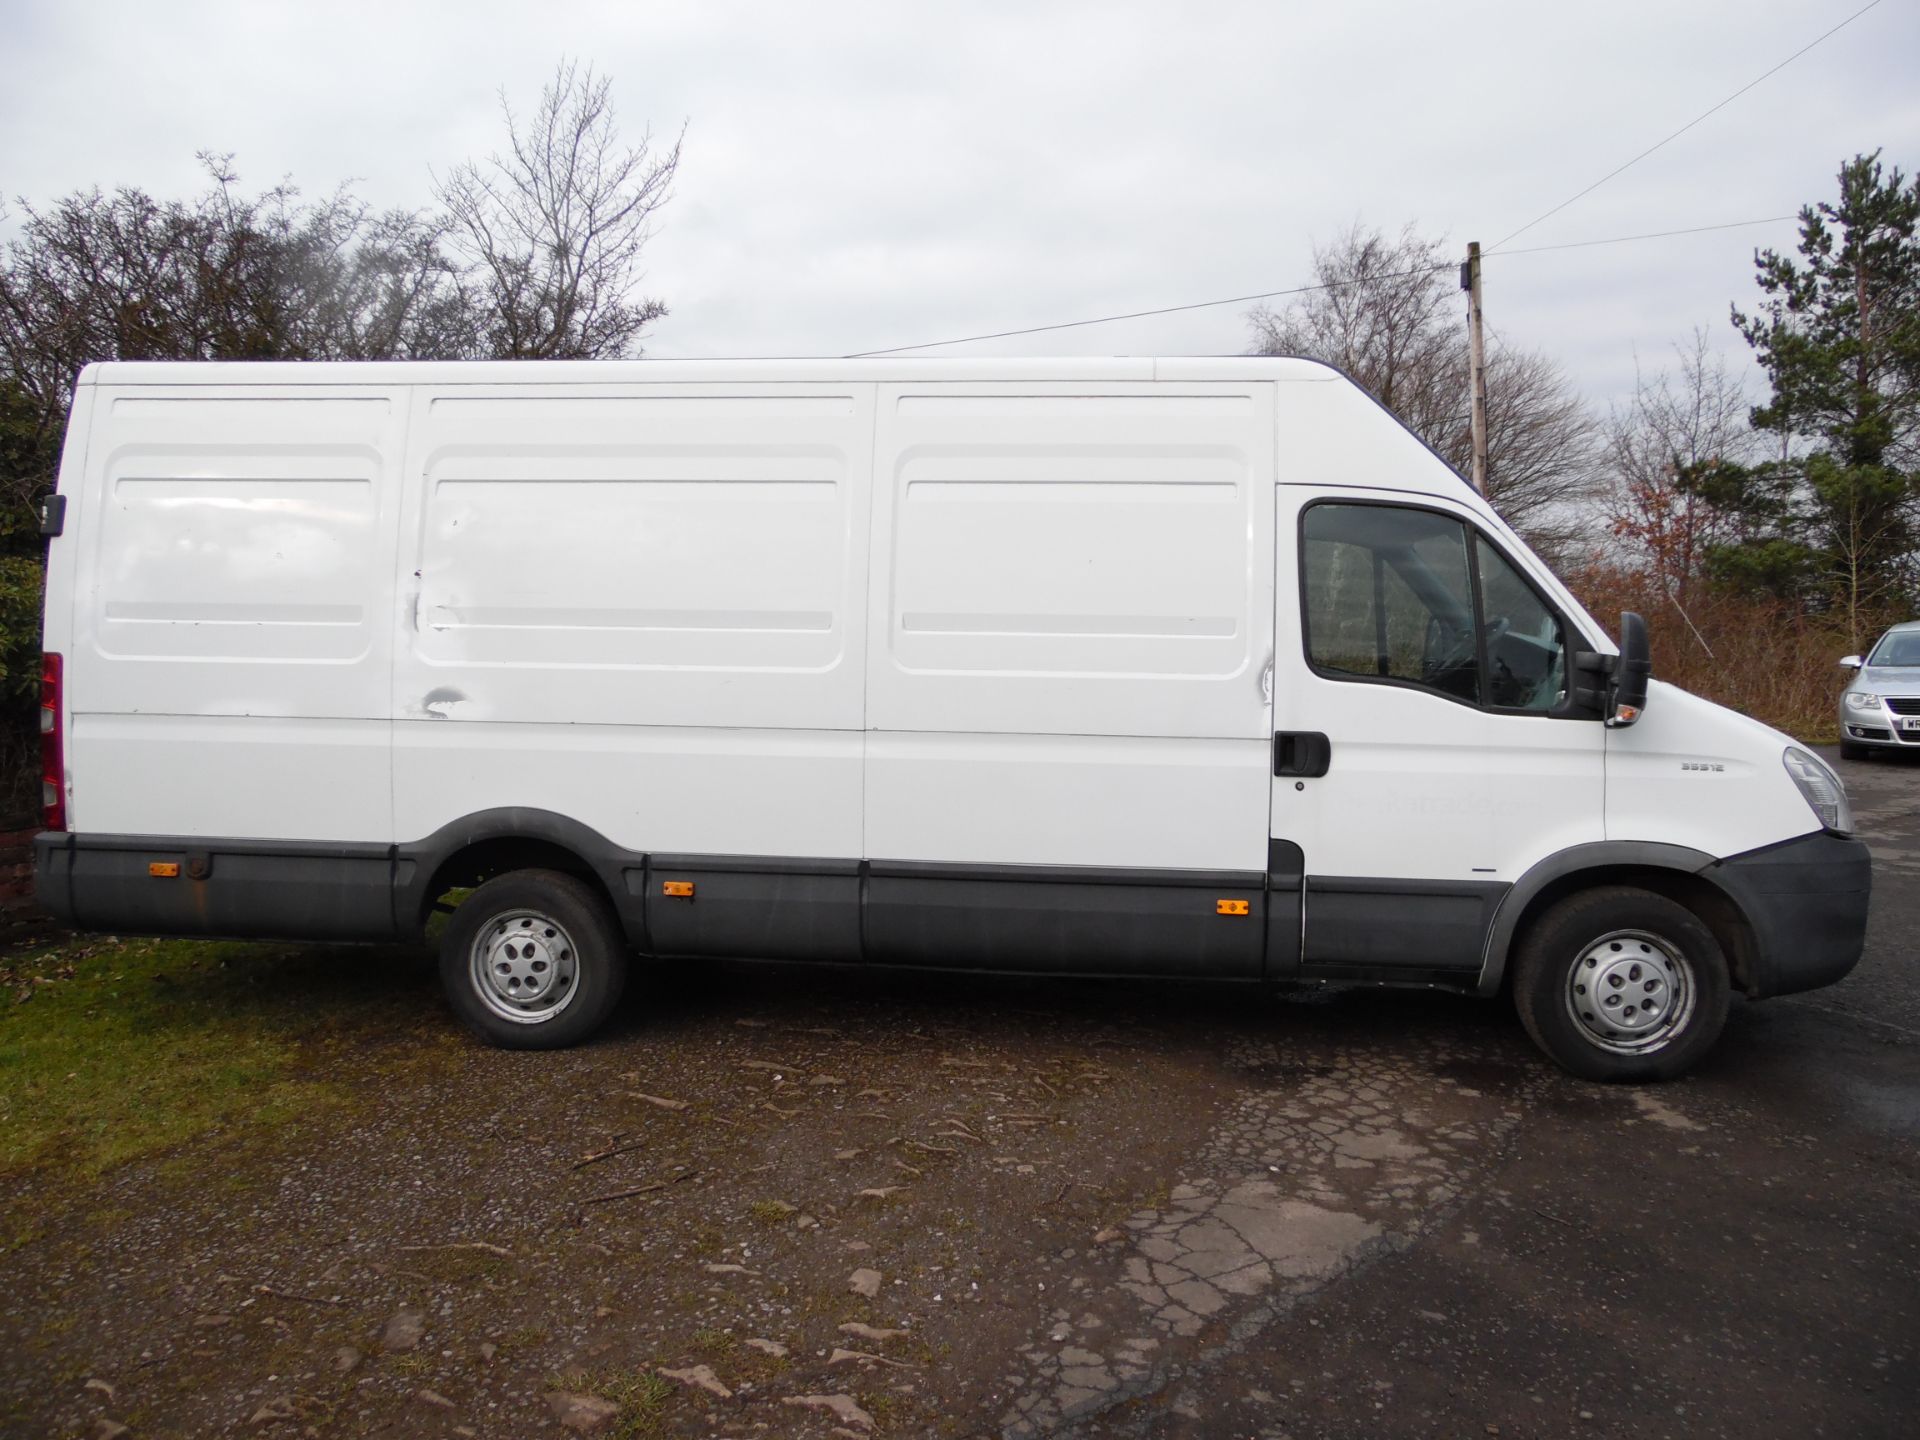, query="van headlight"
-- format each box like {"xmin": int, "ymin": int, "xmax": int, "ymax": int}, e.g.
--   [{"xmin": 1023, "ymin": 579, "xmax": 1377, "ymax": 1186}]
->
[
  {"xmin": 1783, "ymin": 746, "xmax": 1854, "ymax": 834},
  {"xmin": 1844, "ymin": 691, "xmax": 1880, "ymax": 711}
]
